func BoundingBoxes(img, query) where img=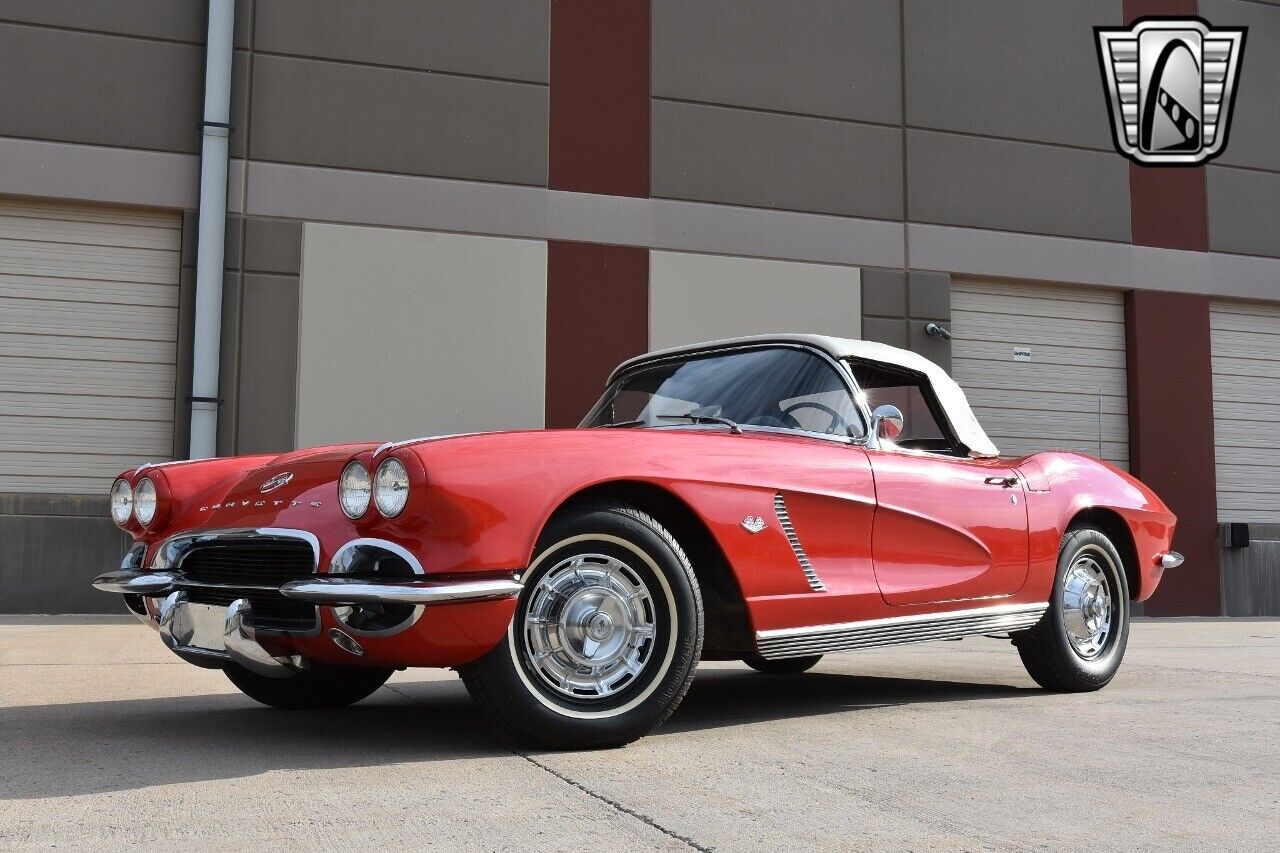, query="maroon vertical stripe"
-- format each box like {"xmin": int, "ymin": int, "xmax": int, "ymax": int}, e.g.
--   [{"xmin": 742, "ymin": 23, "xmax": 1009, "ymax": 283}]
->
[
  {"xmin": 545, "ymin": 2, "xmax": 651, "ymax": 427},
  {"xmin": 1124, "ymin": 0, "xmax": 1208, "ymax": 251},
  {"xmin": 549, "ymin": 0, "xmax": 650, "ymax": 197},
  {"xmin": 545, "ymin": 242, "xmax": 649, "ymax": 428},
  {"xmin": 1125, "ymin": 291, "xmax": 1221, "ymax": 615}
]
